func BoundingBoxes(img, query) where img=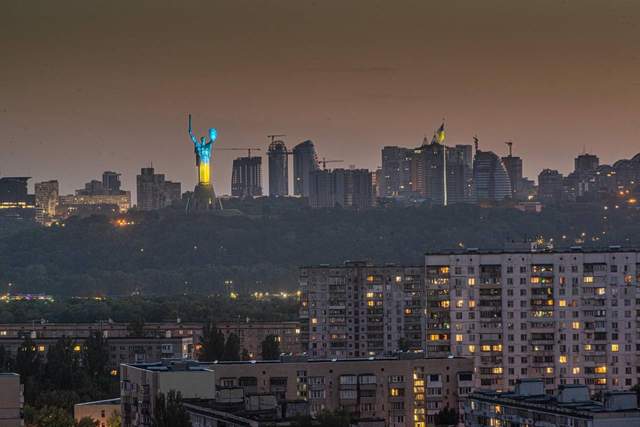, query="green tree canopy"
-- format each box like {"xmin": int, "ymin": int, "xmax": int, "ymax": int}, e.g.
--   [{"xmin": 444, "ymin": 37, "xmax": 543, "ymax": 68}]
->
[{"xmin": 261, "ymin": 334, "xmax": 281, "ymax": 360}]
